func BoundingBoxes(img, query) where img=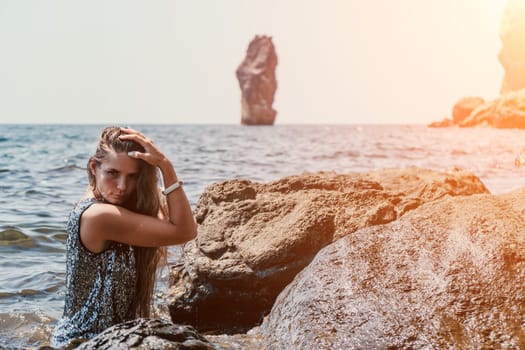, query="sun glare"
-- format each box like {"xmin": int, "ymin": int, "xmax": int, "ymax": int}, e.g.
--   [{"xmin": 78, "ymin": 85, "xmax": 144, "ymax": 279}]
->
[
  {"xmin": 491, "ymin": 0, "xmax": 509, "ymax": 21},
  {"xmin": 501, "ymin": 0, "xmax": 525, "ymax": 20}
]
